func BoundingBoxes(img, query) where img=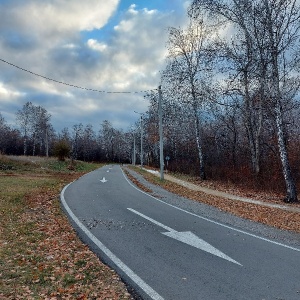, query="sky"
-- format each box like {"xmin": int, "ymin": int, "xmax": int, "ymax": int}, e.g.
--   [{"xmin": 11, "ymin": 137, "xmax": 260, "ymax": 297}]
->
[{"xmin": 0, "ymin": 0, "xmax": 190, "ymax": 133}]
